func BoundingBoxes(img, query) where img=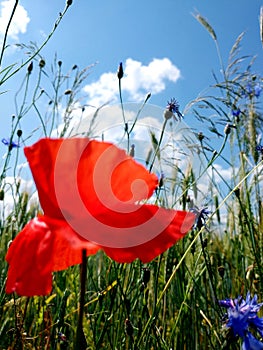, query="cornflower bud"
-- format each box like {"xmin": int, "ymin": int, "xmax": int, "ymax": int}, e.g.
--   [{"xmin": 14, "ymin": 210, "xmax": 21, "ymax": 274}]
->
[{"xmin": 129, "ymin": 144, "xmax": 135, "ymax": 157}]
